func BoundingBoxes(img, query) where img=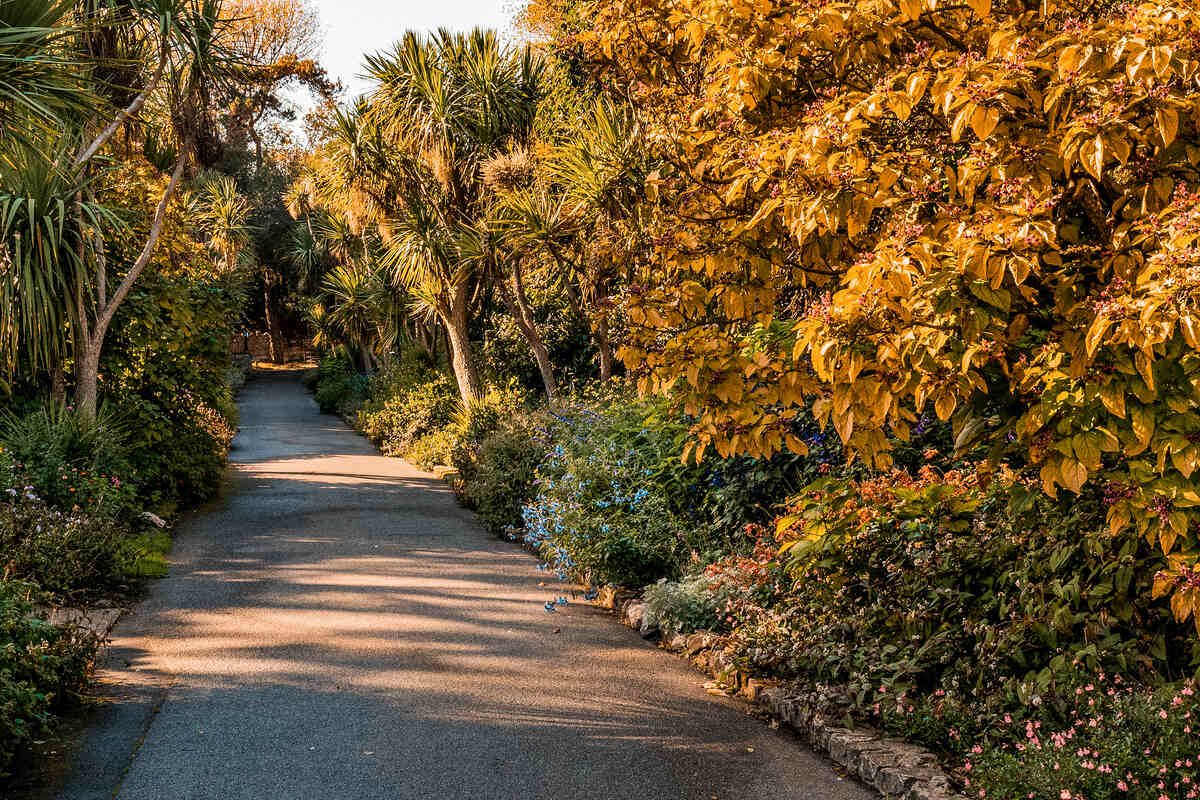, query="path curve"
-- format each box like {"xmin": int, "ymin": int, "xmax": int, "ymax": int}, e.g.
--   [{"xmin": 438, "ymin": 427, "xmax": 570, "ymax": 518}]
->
[{"xmin": 58, "ymin": 370, "xmax": 872, "ymax": 800}]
